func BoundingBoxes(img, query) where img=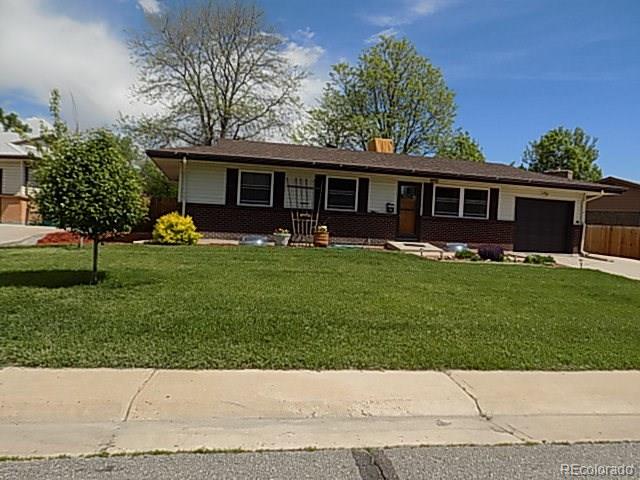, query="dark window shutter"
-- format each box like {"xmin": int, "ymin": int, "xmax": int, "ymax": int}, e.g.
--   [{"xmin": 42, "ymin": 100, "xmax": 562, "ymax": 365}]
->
[
  {"xmin": 0, "ymin": 169, "xmax": 3, "ymax": 195},
  {"xmin": 314, "ymin": 174, "xmax": 326, "ymax": 211},
  {"xmin": 226, "ymin": 168, "xmax": 238, "ymax": 205},
  {"xmin": 273, "ymin": 172, "xmax": 285, "ymax": 208},
  {"xmin": 422, "ymin": 182, "xmax": 433, "ymax": 217},
  {"xmin": 357, "ymin": 178, "xmax": 369, "ymax": 213},
  {"xmin": 489, "ymin": 188, "xmax": 499, "ymax": 220}
]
